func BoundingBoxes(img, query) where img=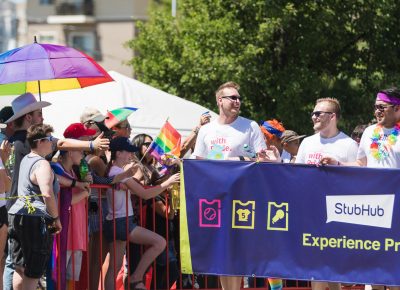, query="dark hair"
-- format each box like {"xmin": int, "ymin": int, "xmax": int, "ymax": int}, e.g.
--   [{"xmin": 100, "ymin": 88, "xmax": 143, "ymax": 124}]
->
[
  {"xmin": 132, "ymin": 133, "xmax": 153, "ymax": 161},
  {"xmin": 14, "ymin": 111, "xmax": 34, "ymax": 128},
  {"xmin": 351, "ymin": 124, "xmax": 368, "ymax": 139},
  {"xmin": 27, "ymin": 124, "xmax": 53, "ymax": 149},
  {"xmin": 380, "ymin": 87, "xmax": 400, "ymax": 99}
]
